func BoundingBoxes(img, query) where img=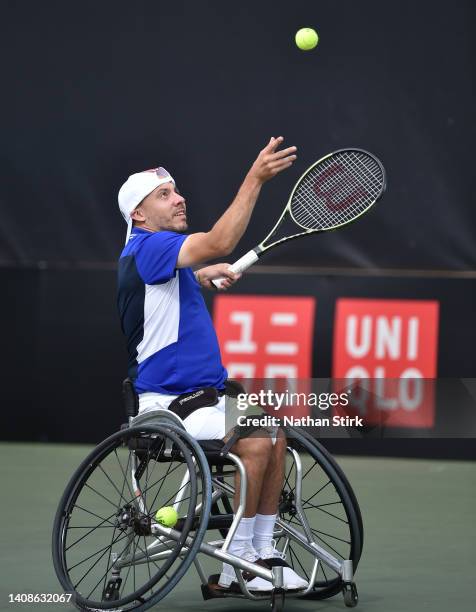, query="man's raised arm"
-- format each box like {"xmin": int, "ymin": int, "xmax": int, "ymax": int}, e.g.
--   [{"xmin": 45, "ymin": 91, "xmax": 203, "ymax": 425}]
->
[{"xmin": 177, "ymin": 136, "xmax": 297, "ymax": 268}]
